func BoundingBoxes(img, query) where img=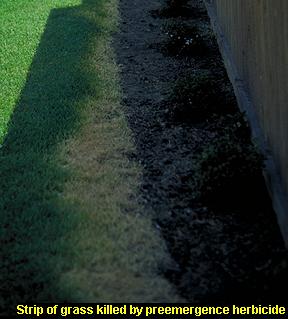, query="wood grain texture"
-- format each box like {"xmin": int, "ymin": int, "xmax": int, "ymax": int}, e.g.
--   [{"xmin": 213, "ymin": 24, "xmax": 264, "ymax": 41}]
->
[
  {"xmin": 204, "ymin": 0, "xmax": 288, "ymax": 243},
  {"xmin": 209, "ymin": 0, "xmax": 288, "ymax": 194}
]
